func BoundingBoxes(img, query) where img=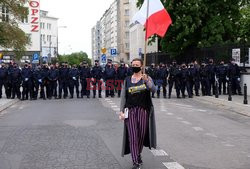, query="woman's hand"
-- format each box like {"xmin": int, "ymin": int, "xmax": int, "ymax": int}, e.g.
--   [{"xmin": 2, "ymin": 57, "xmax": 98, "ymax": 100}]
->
[
  {"xmin": 142, "ymin": 74, "xmax": 149, "ymax": 82},
  {"xmin": 119, "ymin": 112, "xmax": 125, "ymax": 121}
]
